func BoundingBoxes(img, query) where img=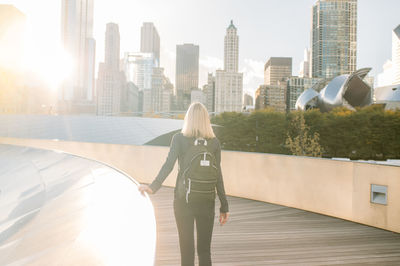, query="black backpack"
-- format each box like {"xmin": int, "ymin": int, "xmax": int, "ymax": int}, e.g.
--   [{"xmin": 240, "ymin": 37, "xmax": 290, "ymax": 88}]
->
[{"xmin": 178, "ymin": 138, "xmax": 218, "ymax": 203}]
